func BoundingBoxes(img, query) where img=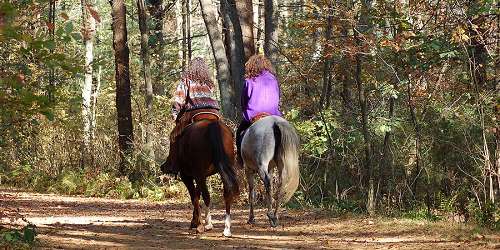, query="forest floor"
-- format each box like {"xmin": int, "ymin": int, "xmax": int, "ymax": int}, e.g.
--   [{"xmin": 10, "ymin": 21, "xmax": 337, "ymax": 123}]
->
[{"xmin": 1, "ymin": 188, "xmax": 499, "ymax": 249}]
